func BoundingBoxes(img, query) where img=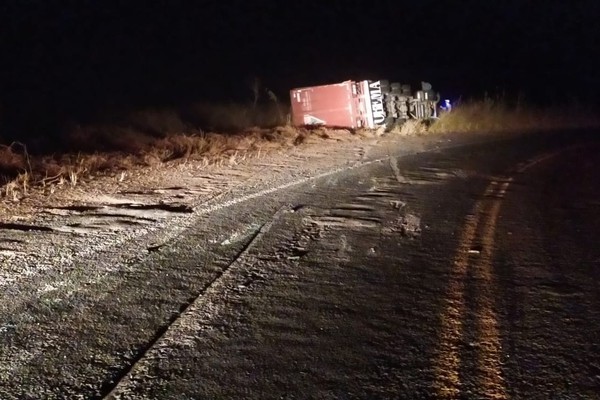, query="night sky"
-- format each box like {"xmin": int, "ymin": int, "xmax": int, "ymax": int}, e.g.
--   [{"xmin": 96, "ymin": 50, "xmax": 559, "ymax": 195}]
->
[{"xmin": 1, "ymin": 0, "xmax": 599, "ymax": 138}]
